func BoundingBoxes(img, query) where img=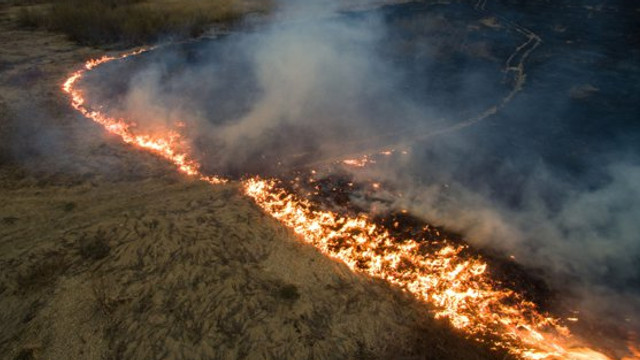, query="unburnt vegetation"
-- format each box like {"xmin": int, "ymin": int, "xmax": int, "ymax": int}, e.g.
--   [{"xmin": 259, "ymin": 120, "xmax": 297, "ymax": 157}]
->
[{"xmin": 14, "ymin": 0, "xmax": 272, "ymax": 45}]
